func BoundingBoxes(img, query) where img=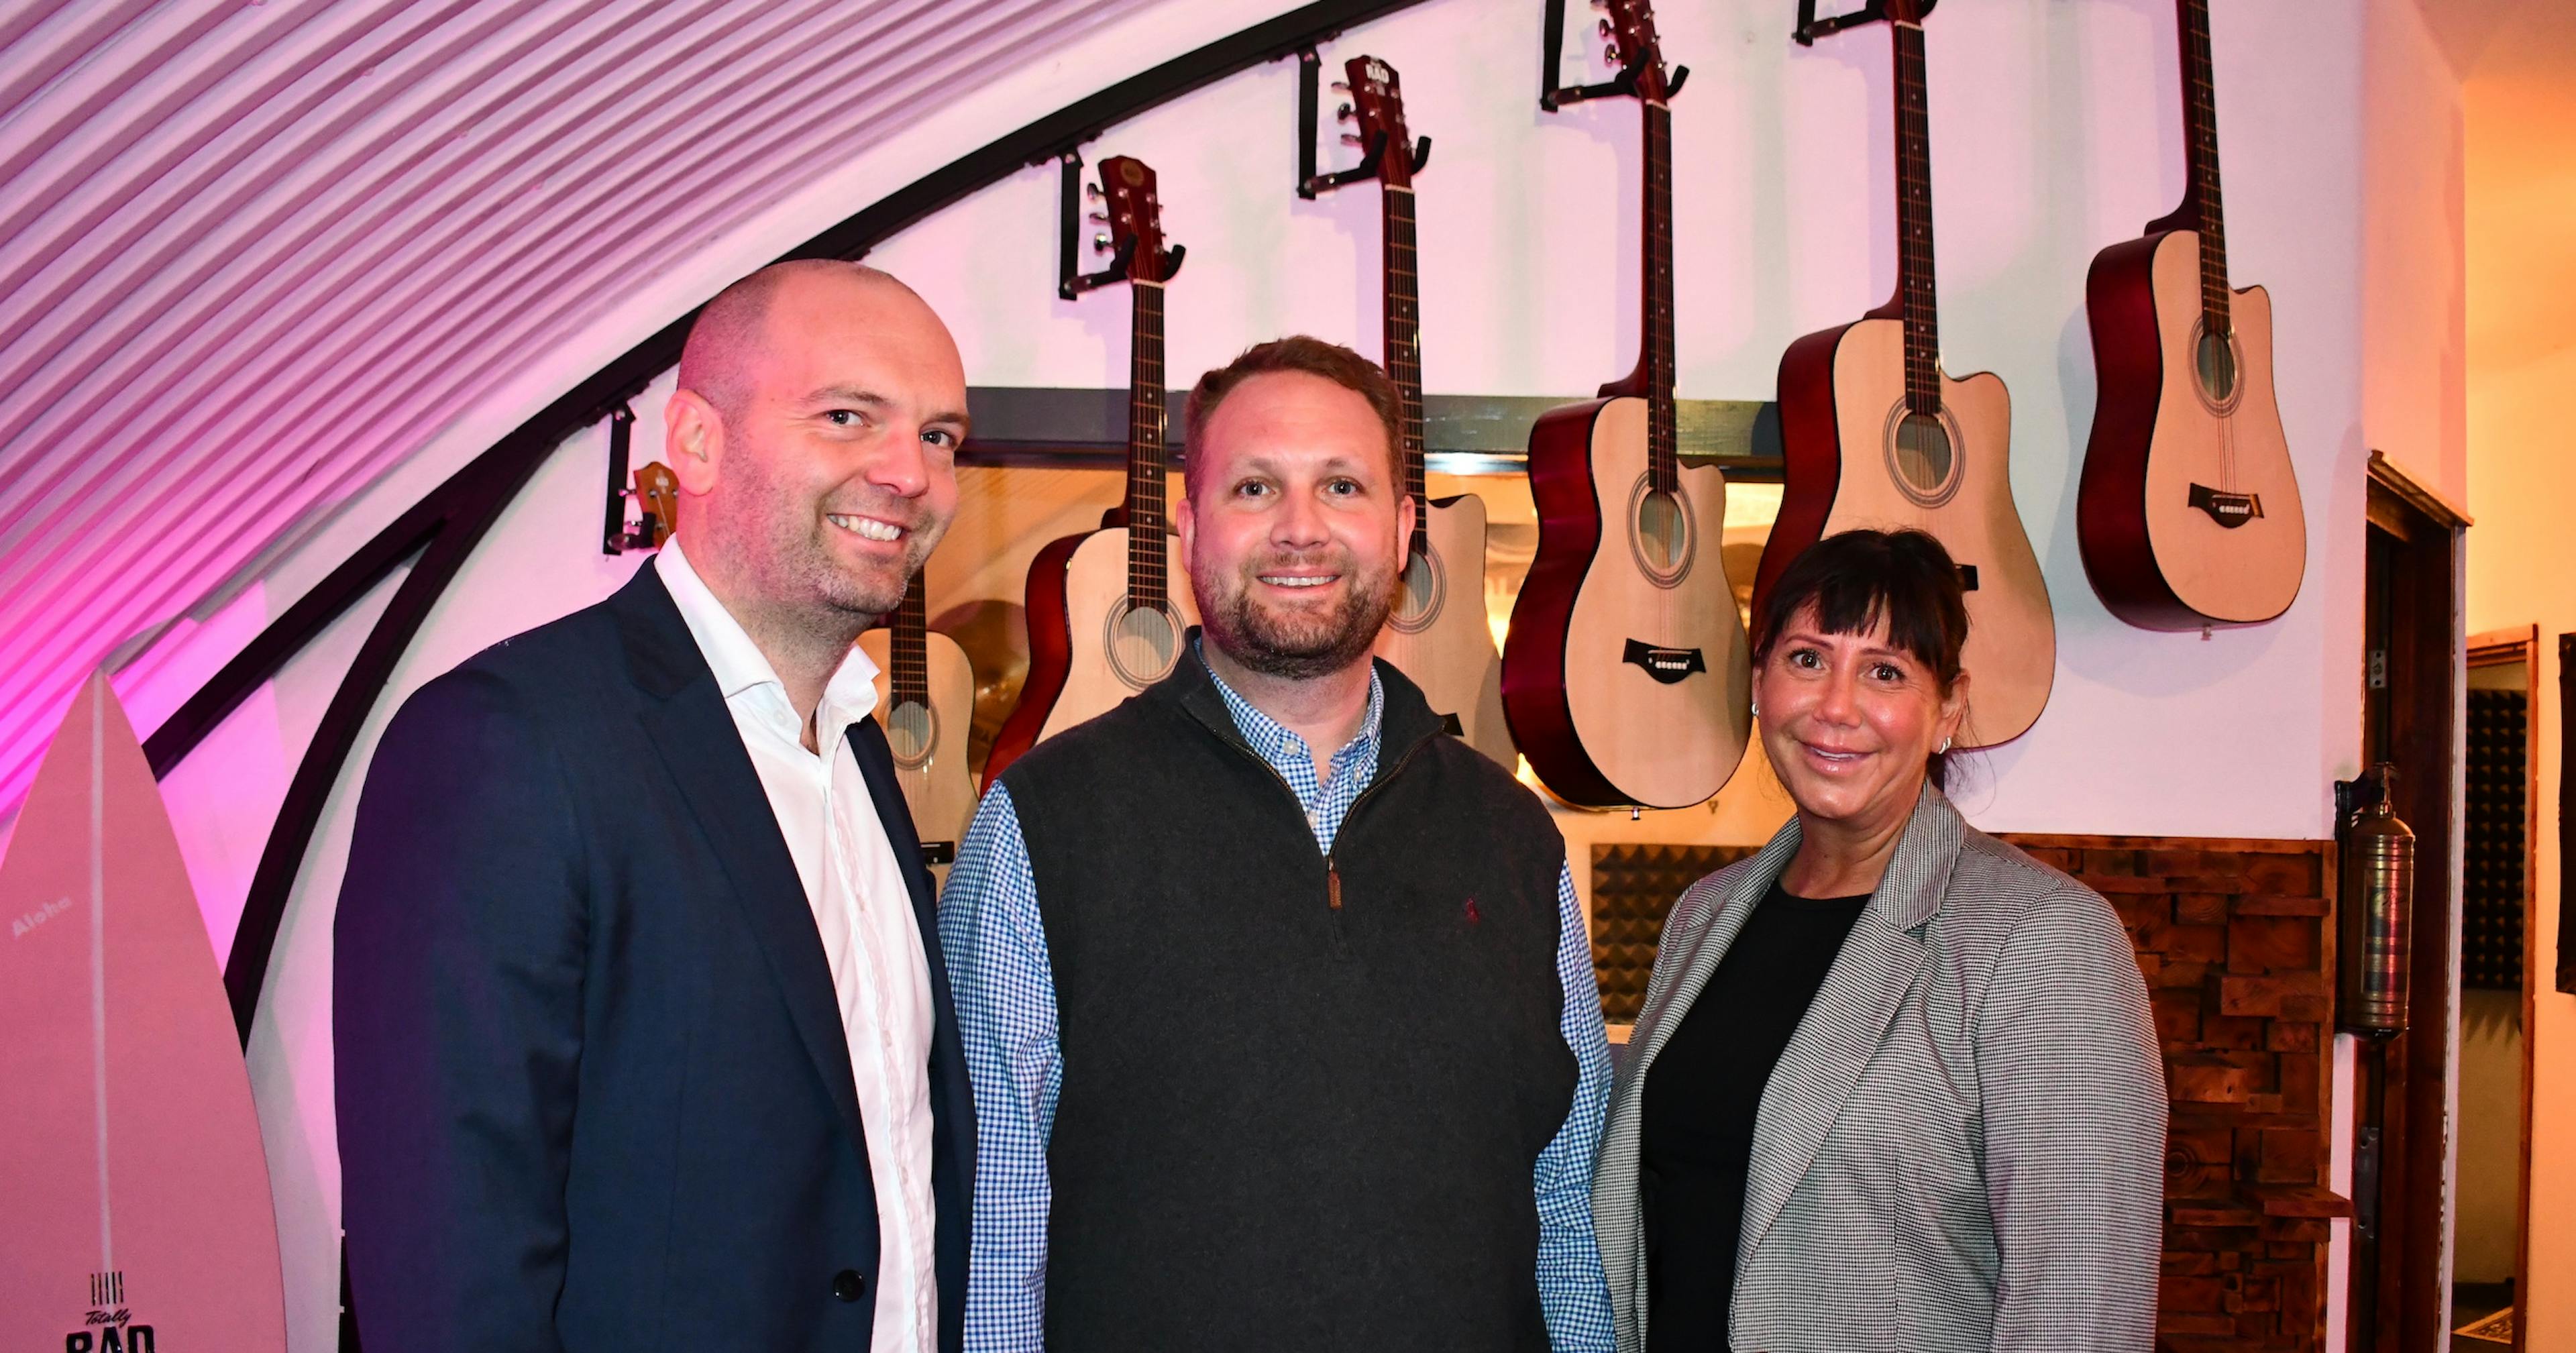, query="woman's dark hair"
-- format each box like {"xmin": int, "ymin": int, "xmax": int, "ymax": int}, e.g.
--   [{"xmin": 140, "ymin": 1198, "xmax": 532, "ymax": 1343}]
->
[{"xmin": 1750, "ymin": 528, "xmax": 1972, "ymax": 788}]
